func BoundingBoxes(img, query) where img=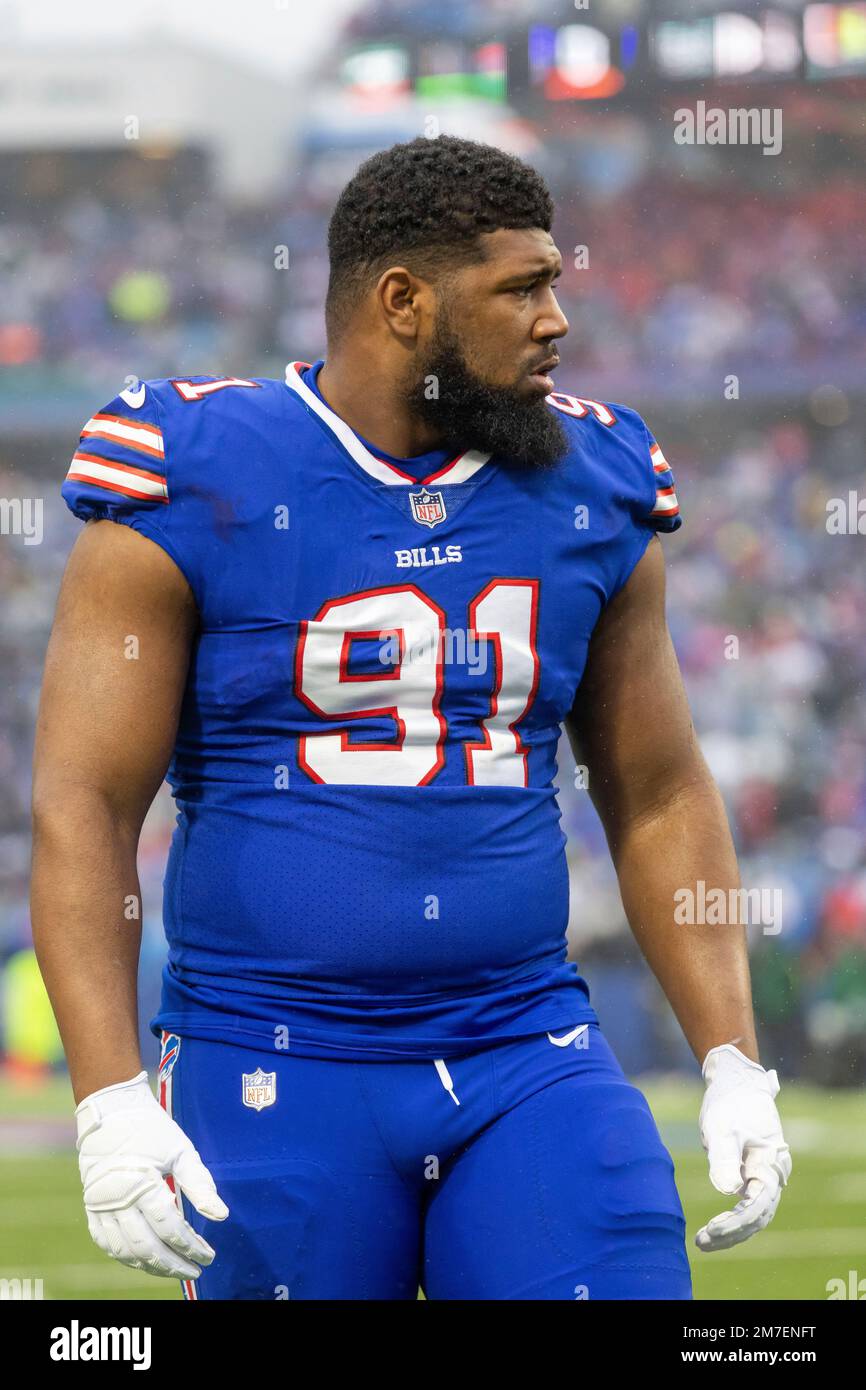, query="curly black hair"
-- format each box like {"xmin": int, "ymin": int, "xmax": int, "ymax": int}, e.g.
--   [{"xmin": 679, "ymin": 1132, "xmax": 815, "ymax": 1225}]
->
[{"xmin": 325, "ymin": 135, "xmax": 554, "ymax": 342}]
